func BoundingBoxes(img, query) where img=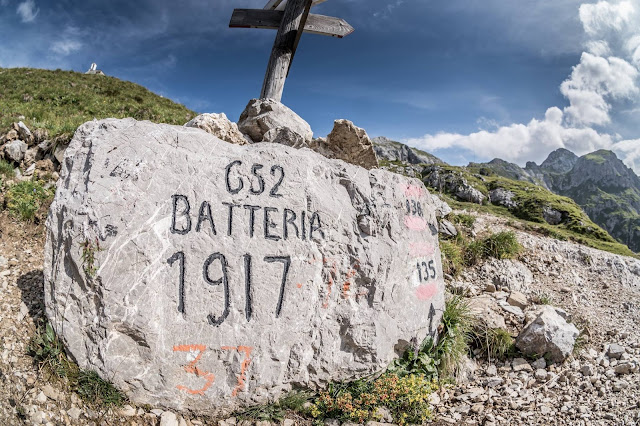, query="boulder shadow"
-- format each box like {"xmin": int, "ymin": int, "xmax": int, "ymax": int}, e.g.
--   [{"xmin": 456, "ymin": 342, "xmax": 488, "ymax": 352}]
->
[{"xmin": 16, "ymin": 269, "xmax": 46, "ymax": 323}]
